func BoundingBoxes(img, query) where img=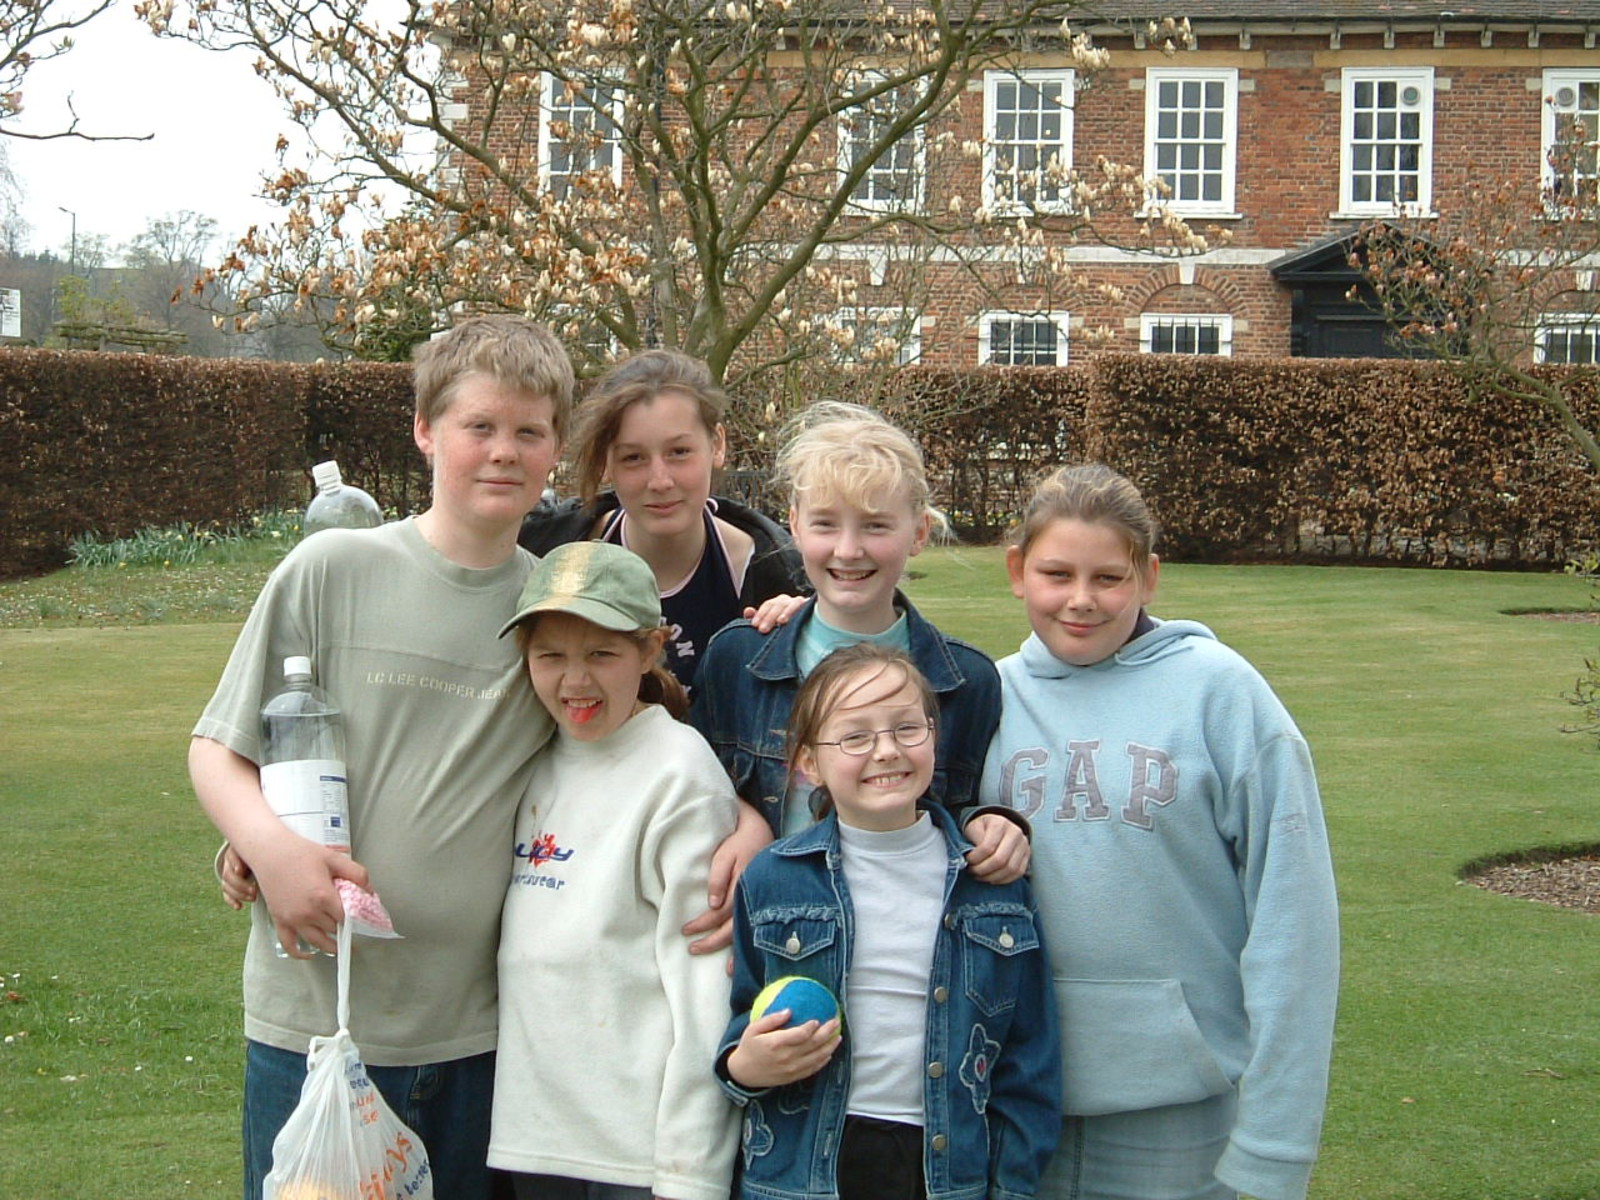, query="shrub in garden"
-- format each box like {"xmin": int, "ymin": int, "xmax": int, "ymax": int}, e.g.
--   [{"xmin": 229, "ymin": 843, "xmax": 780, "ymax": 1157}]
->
[
  {"xmin": 1, "ymin": 350, "xmax": 417, "ymax": 579},
  {"xmin": 8, "ymin": 347, "xmax": 1600, "ymax": 576}
]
